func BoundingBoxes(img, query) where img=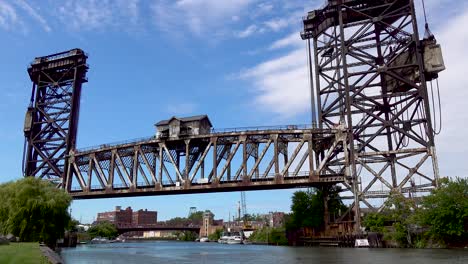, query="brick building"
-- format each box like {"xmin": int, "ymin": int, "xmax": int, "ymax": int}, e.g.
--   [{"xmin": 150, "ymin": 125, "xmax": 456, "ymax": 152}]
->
[
  {"xmin": 199, "ymin": 211, "xmax": 223, "ymax": 237},
  {"xmin": 96, "ymin": 206, "xmax": 157, "ymax": 226},
  {"xmin": 133, "ymin": 209, "xmax": 157, "ymax": 225},
  {"xmin": 97, "ymin": 206, "xmax": 133, "ymax": 226},
  {"xmin": 268, "ymin": 212, "xmax": 285, "ymax": 228}
]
